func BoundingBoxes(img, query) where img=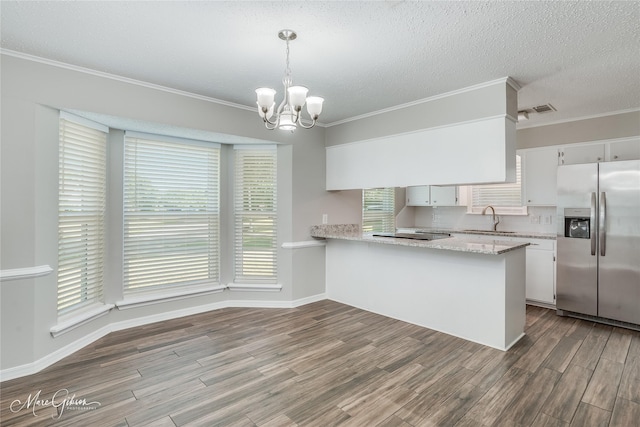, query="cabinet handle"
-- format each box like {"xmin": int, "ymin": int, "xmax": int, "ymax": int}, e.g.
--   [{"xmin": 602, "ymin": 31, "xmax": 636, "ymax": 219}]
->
[
  {"xmin": 614, "ymin": 155, "xmax": 619, "ymax": 159},
  {"xmin": 597, "ymin": 157, "xmax": 602, "ymax": 161},
  {"xmin": 528, "ymin": 200, "xmax": 532, "ymax": 203},
  {"xmin": 433, "ymin": 200, "xmax": 437, "ymax": 203}
]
